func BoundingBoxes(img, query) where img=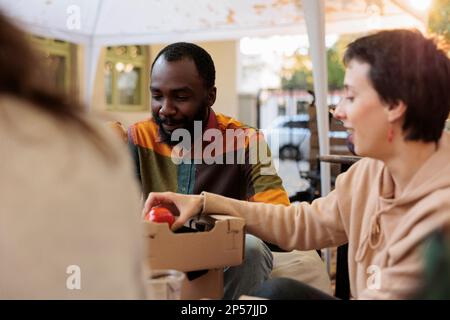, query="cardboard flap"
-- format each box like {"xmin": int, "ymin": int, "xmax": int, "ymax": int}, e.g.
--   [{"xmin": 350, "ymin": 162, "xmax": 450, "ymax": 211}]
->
[{"xmin": 209, "ymin": 215, "xmax": 246, "ymax": 233}]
